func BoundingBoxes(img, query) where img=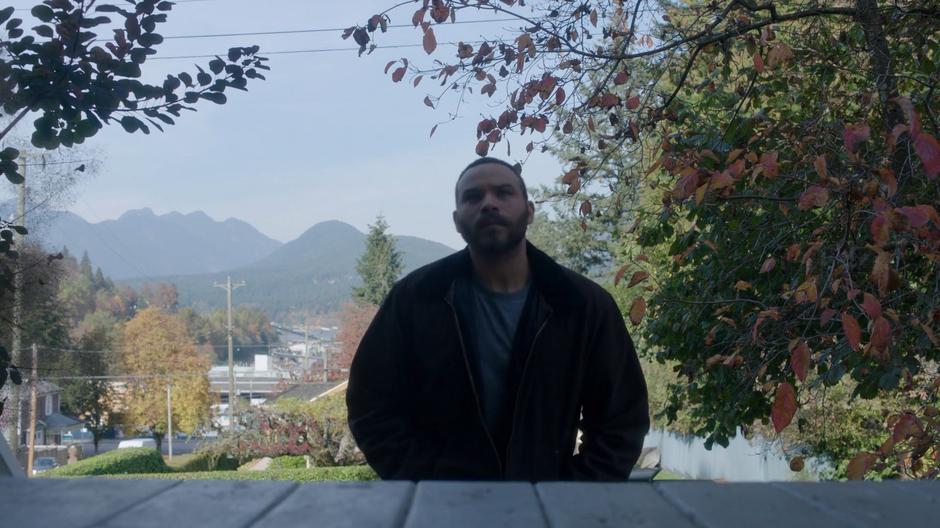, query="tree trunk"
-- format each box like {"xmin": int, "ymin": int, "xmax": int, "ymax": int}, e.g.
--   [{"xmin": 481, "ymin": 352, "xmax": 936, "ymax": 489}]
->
[{"xmin": 855, "ymin": 0, "xmax": 911, "ymax": 182}]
